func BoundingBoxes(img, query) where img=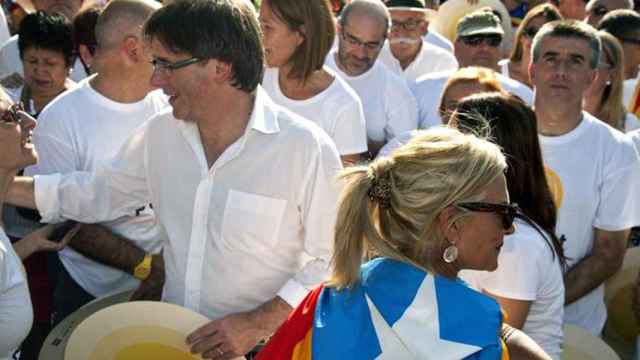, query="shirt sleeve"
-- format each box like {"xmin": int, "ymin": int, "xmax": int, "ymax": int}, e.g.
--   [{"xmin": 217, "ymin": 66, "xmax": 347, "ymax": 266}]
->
[
  {"xmin": 594, "ymin": 135, "xmax": 640, "ymax": 230},
  {"xmin": 34, "ymin": 121, "xmax": 152, "ymax": 224},
  {"xmin": 276, "ymin": 135, "xmax": 343, "ymax": 307},
  {"xmin": 384, "ymin": 80, "xmax": 418, "ymax": 141},
  {"xmin": 331, "ymin": 97, "xmax": 368, "ymax": 156}
]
